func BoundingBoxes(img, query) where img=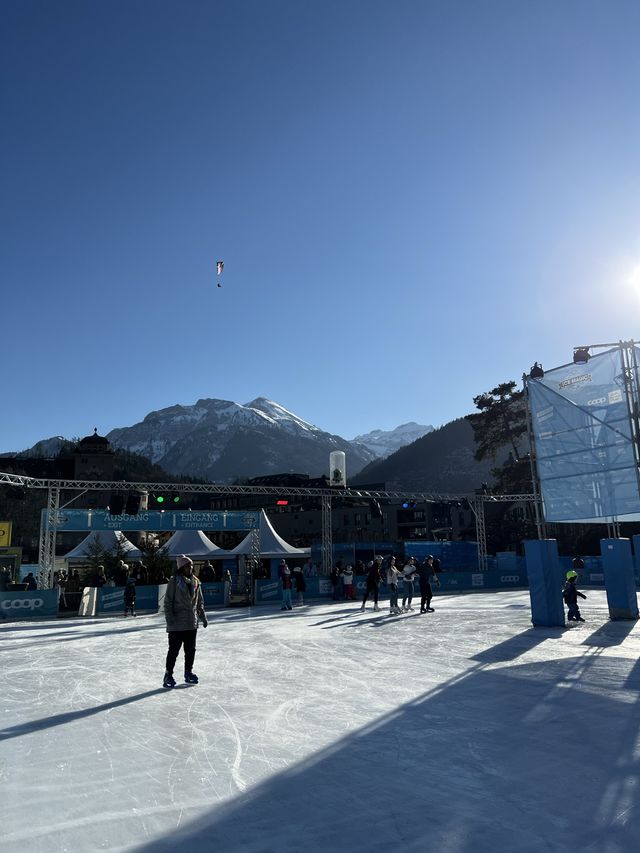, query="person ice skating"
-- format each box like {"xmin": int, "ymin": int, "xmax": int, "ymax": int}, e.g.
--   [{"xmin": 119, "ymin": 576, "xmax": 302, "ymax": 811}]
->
[
  {"xmin": 563, "ymin": 570, "xmax": 587, "ymax": 622},
  {"xmin": 163, "ymin": 555, "xmax": 207, "ymax": 688},
  {"xmin": 386, "ymin": 556, "xmax": 401, "ymax": 614},
  {"xmin": 360, "ymin": 558, "xmax": 384, "ymax": 612},
  {"xmin": 292, "ymin": 563, "xmax": 306, "ymax": 605},
  {"xmin": 279, "ymin": 559, "xmax": 293, "ymax": 610},
  {"xmin": 330, "ymin": 561, "xmax": 342, "ymax": 600},
  {"xmin": 124, "ymin": 577, "xmax": 136, "ymax": 617},
  {"xmin": 341, "ymin": 564, "xmax": 356, "ymax": 600},
  {"xmin": 418, "ymin": 555, "xmax": 439, "ymax": 613},
  {"xmin": 401, "ymin": 558, "xmax": 417, "ymax": 612}
]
